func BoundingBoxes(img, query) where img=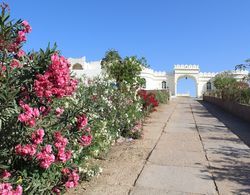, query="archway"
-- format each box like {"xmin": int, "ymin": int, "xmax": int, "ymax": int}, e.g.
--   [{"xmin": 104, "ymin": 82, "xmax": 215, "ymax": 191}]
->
[{"xmin": 176, "ymin": 75, "xmax": 198, "ymax": 97}]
